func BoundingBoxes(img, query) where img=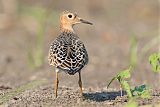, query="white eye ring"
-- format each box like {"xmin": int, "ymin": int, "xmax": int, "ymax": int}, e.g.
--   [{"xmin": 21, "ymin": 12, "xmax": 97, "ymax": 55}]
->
[{"xmin": 67, "ymin": 14, "xmax": 74, "ymax": 19}]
